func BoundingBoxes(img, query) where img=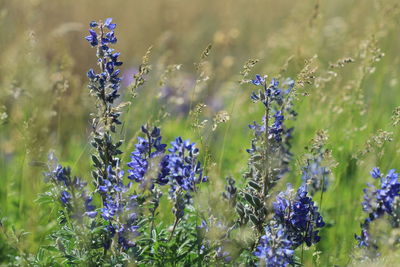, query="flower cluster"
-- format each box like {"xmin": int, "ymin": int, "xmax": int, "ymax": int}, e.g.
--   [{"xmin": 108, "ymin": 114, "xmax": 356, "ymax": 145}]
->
[
  {"xmin": 166, "ymin": 137, "xmax": 207, "ymax": 219},
  {"xmin": 101, "ymin": 191, "xmax": 140, "ymax": 250},
  {"xmin": 86, "ymin": 18, "xmax": 122, "ymax": 106},
  {"xmin": 356, "ymin": 168, "xmax": 400, "ymax": 248},
  {"xmin": 127, "ymin": 125, "xmax": 167, "ymax": 185},
  {"xmin": 127, "ymin": 126, "xmax": 207, "ymax": 221},
  {"xmin": 36, "ymin": 18, "xmax": 333, "ymax": 266},
  {"xmin": 273, "ymin": 184, "xmax": 325, "ymax": 248},
  {"xmin": 254, "ymin": 224, "xmax": 294, "ymax": 267},
  {"xmin": 254, "ymin": 184, "xmax": 324, "ymax": 265},
  {"xmin": 44, "ymin": 153, "xmax": 97, "ymax": 219},
  {"xmin": 167, "ymin": 137, "xmax": 207, "ymax": 195}
]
